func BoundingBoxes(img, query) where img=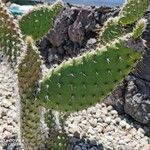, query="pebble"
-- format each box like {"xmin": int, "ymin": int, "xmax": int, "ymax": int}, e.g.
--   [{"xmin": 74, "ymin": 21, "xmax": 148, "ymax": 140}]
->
[
  {"xmin": 64, "ymin": 104, "xmax": 150, "ymax": 150},
  {"xmin": 87, "ymin": 38, "xmax": 97, "ymax": 45},
  {"xmin": 119, "ymin": 120, "xmax": 127, "ymax": 128},
  {"xmin": 0, "ymin": 58, "xmax": 20, "ymax": 146},
  {"xmin": 105, "ymin": 117, "xmax": 111, "ymax": 124}
]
